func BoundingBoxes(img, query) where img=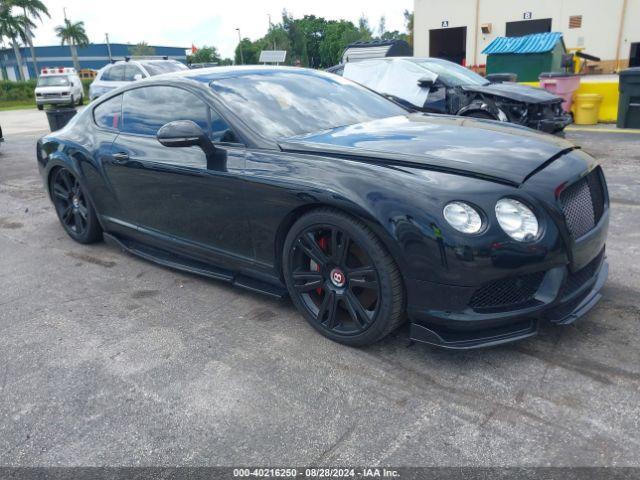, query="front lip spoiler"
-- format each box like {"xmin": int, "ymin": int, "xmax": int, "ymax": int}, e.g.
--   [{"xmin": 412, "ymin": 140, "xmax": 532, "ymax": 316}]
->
[{"xmin": 409, "ymin": 261, "xmax": 608, "ymax": 350}]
